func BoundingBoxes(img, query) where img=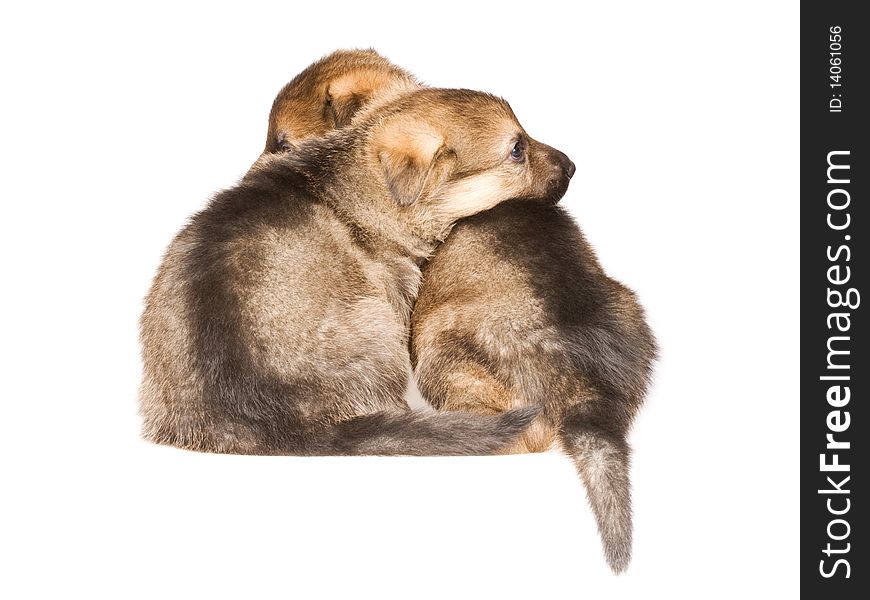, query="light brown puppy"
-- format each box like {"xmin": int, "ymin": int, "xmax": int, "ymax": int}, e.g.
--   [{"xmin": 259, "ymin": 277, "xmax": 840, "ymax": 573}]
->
[
  {"xmin": 138, "ymin": 57, "xmax": 574, "ymax": 456},
  {"xmin": 265, "ymin": 51, "xmax": 656, "ymax": 573}
]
